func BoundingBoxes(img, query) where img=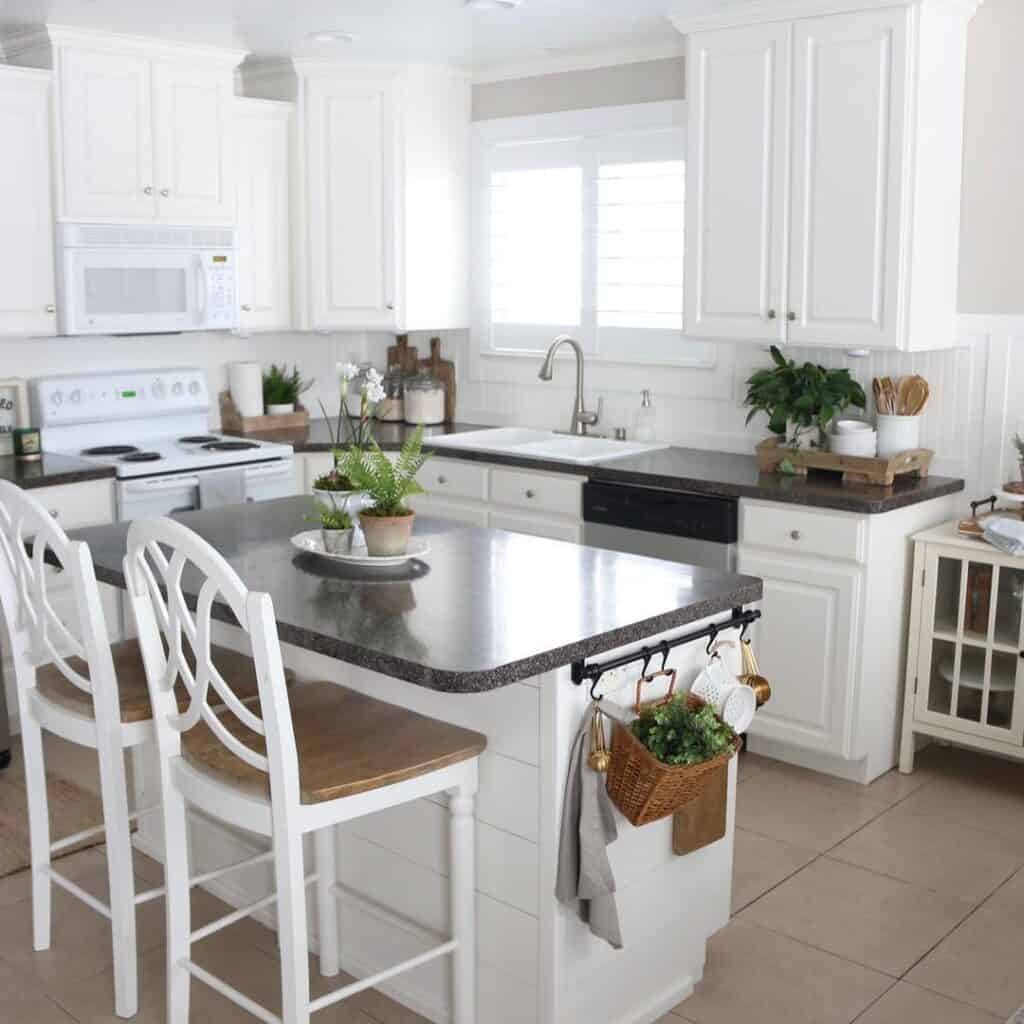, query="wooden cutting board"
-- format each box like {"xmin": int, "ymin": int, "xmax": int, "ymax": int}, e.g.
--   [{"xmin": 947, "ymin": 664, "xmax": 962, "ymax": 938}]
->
[
  {"xmin": 386, "ymin": 334, "xmax": 419, "ymax": 376},
  {"xmin": 419, "ymin": 336, "xmax": 456, "ymax": 423}
]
